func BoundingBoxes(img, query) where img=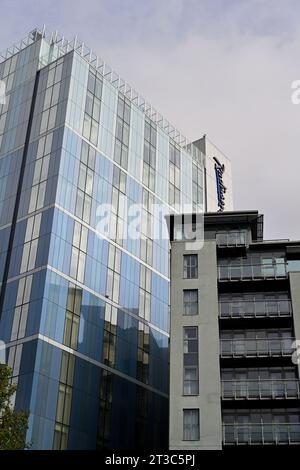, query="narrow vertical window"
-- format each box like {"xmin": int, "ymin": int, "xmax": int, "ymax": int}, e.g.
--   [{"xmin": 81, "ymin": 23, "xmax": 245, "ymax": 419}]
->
[
  {"xmin": 183, "ymin": 290, "xmax": 198, "ymax": 315},
  {"xmin": 183, "ymin": 254, "xmax": 198, "ymax": 278},
  {"xmin": 183, "ymin": 409, "xmax": 200, "ymax": 440},
  {"xmin": 183, "ymin": 327, "xmax": 199, "ymax": 395}
]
